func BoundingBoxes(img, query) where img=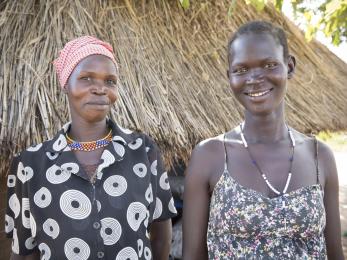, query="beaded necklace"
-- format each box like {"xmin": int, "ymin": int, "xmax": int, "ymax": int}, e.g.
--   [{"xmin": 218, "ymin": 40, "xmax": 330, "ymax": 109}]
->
[
  {"xmin": 239, "ymin": 123, "xmax": 295, "ymax": 195},
  {"xmin": 66, "ymin": 129, "xmax": 112, "ymax": 152}
]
